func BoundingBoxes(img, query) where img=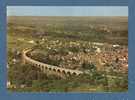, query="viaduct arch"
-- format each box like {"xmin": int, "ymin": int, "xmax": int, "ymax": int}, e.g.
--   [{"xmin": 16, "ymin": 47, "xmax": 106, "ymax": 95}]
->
[{"xmin": 22, "ymin": 49, "xmax": 84, "ymax": 78}]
